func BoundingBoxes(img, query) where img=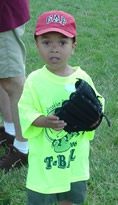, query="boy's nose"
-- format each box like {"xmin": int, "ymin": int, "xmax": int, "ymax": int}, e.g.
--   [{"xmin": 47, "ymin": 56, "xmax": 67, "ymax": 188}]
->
[
  {"xmin": 51, "ymin": 43, "xmax": 59, "ymax": 53},
  {"xmin": 51, "ymin": 49, "xmax": 58, "ymax": 53}
]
